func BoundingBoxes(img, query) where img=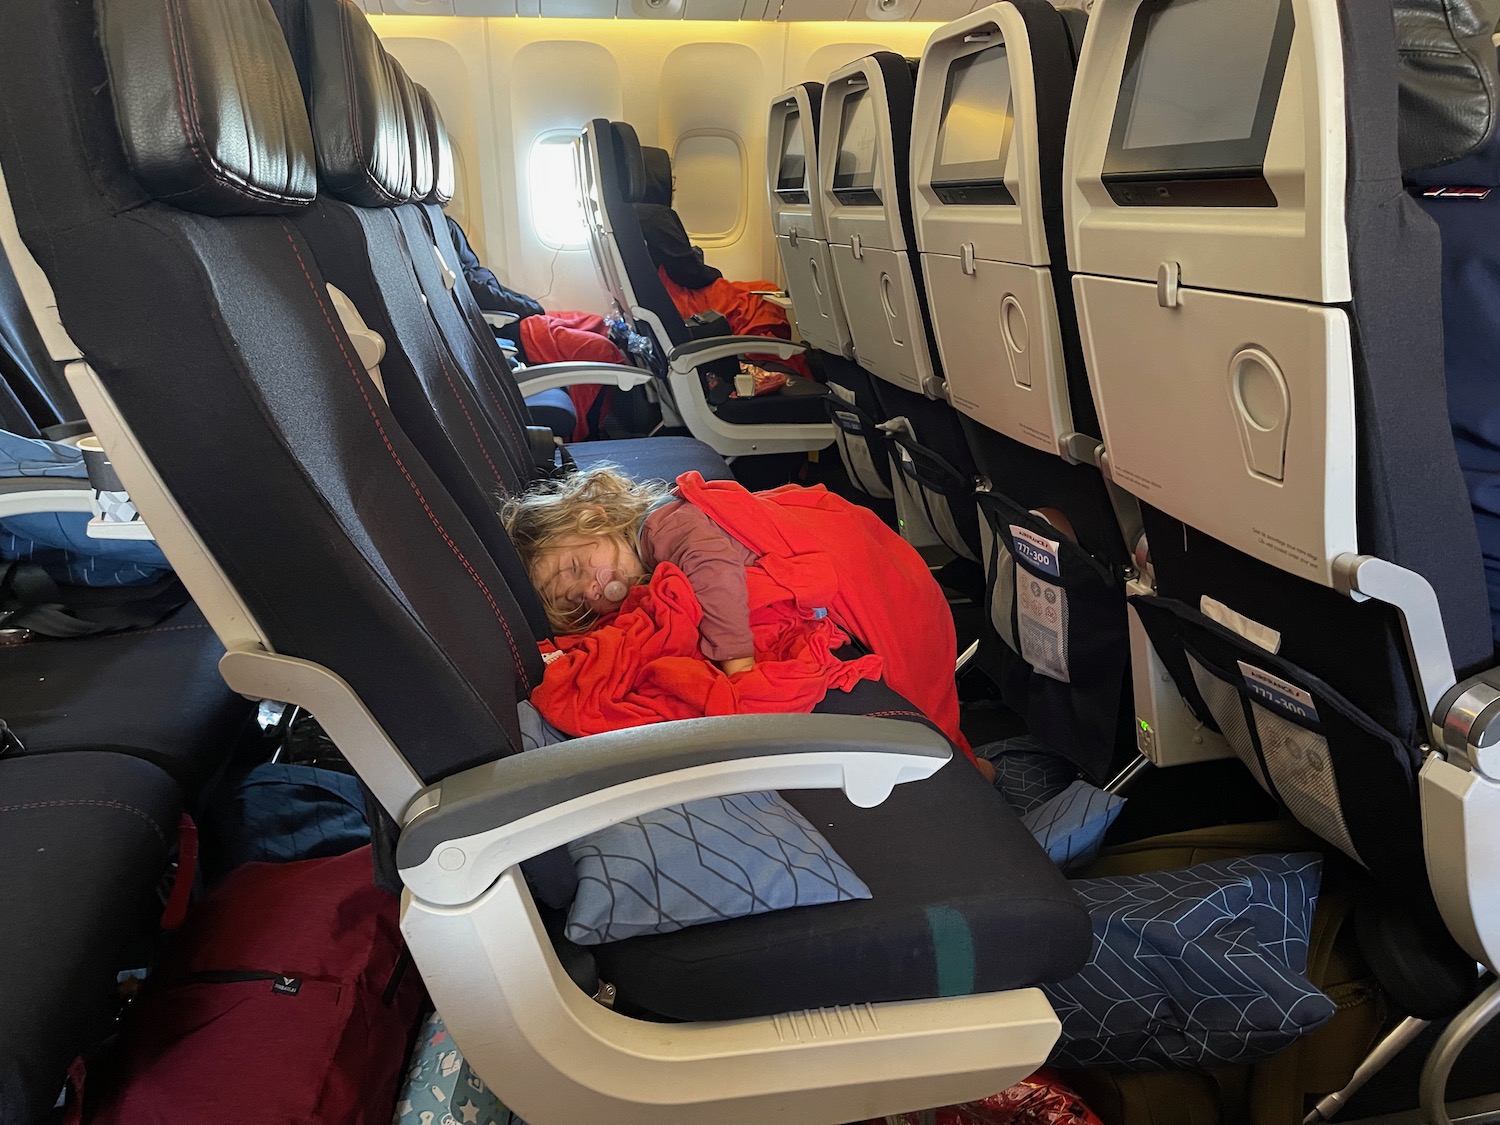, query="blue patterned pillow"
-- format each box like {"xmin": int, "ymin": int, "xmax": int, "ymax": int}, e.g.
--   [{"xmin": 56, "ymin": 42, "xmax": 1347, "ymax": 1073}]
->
[
  {"xmin": 1045, "ymin": 853, "xmax": 1336, "ymax": 1069},
  {"xmin": 1021, "ymin": 780, "xmax": 1124, "ymax": 871},
  {"xmin": 565, "ymin": 792, "xmax": 871, "ymax": 945},
  {"xmin": 981, "ymin": 735, "xmax": 1078, "ymax": 815}
]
